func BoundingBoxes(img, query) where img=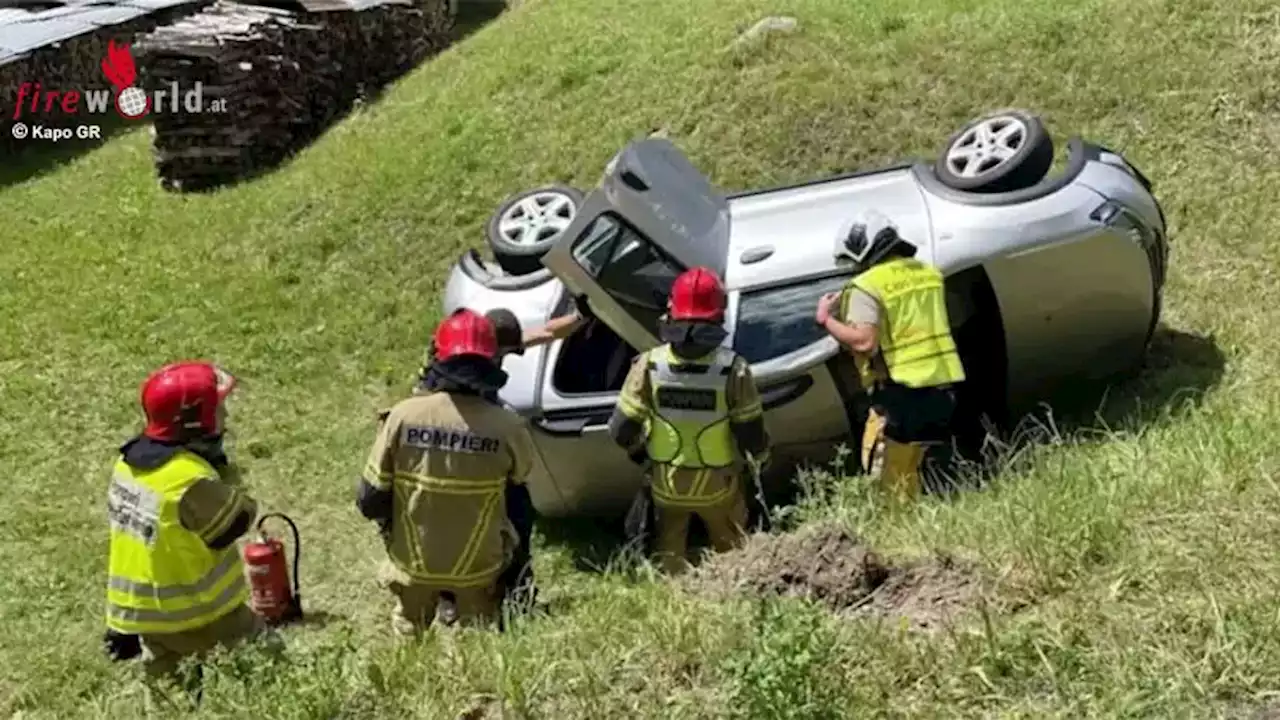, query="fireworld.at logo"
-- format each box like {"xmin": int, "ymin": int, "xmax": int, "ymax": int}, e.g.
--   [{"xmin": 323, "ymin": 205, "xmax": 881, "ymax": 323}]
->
[
  {"xmin": 10, "ymin": 41, "xmax": 226, "ymax": 121},
  {"xmin": 101, "ymin": 40, "xmax": 150, "ymax": 119}
]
